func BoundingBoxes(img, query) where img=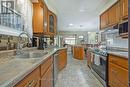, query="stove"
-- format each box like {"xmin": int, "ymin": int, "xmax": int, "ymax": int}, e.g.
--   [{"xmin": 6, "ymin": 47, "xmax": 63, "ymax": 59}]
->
[{"xmin": 91, "ymin": 48, "xmax": 108, "ymax": 87}]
